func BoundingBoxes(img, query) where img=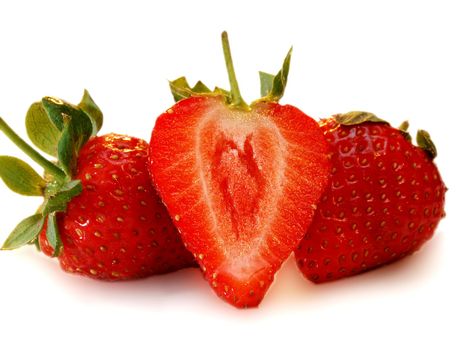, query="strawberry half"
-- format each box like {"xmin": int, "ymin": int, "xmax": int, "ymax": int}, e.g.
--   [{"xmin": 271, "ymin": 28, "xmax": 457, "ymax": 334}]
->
[
  {"xmin": 149, "ymin": 32, "xmax": 330, "ymax": 307},
  {"xmin": 294, "ymin": 112, "xmax": 446, "ymax": 283},
  {"xmin": 0, "ymin": 91, "xmax": 195, "ymax": 280}
]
